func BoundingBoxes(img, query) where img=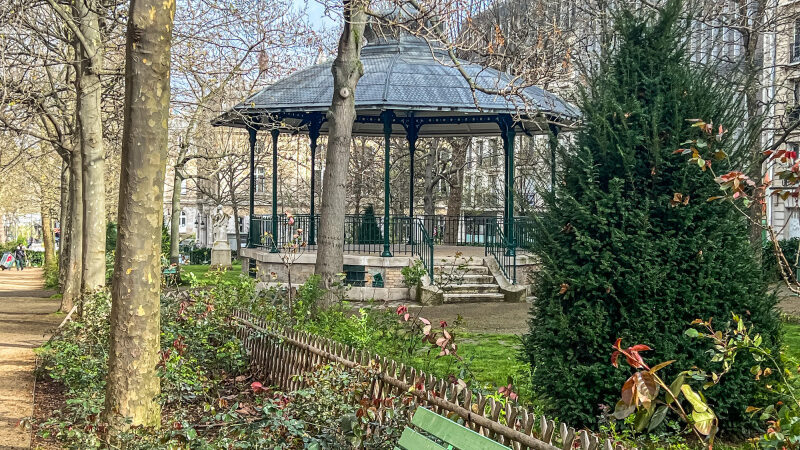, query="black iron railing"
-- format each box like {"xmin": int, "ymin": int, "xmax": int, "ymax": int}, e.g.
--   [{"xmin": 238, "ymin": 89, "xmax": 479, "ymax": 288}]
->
[
  {"xmin": 411, "ymin": 217, "xmax": 435, "ymax": 281},
  {"xmin": 250, "ymin": 214, "xmax": 535, "ymax": 252},
  {"xmin": 420, "ymin": 215, "xmax": 495, "ymax": 246},
  {"xmin": 250, "ymin": 214, "xmax": 420, "ymax": 255},
  {"xmin": 485, "ymin": 219, "xmax": 516, "ymax": 284}
]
